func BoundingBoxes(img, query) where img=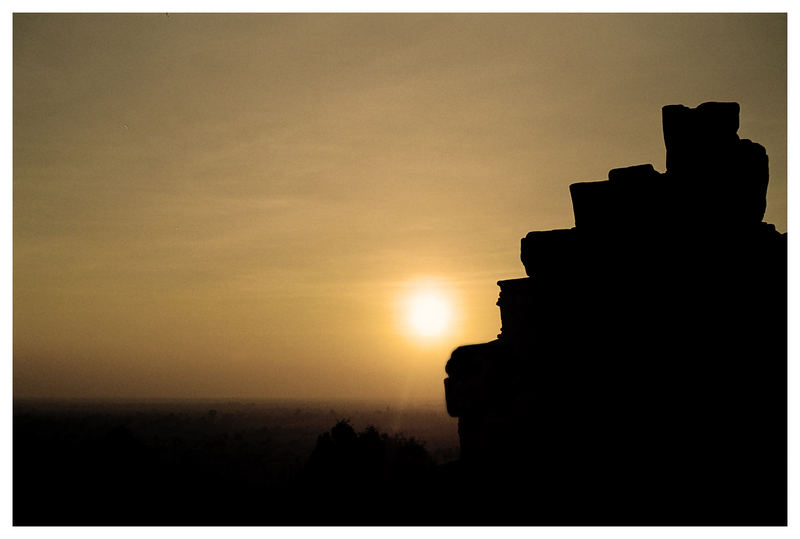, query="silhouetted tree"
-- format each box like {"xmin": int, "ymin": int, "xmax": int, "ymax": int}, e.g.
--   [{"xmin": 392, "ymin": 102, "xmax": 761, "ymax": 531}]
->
[{"xmin": 304, "ymin": 420, "xmax": 434, "ymax": 488}]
